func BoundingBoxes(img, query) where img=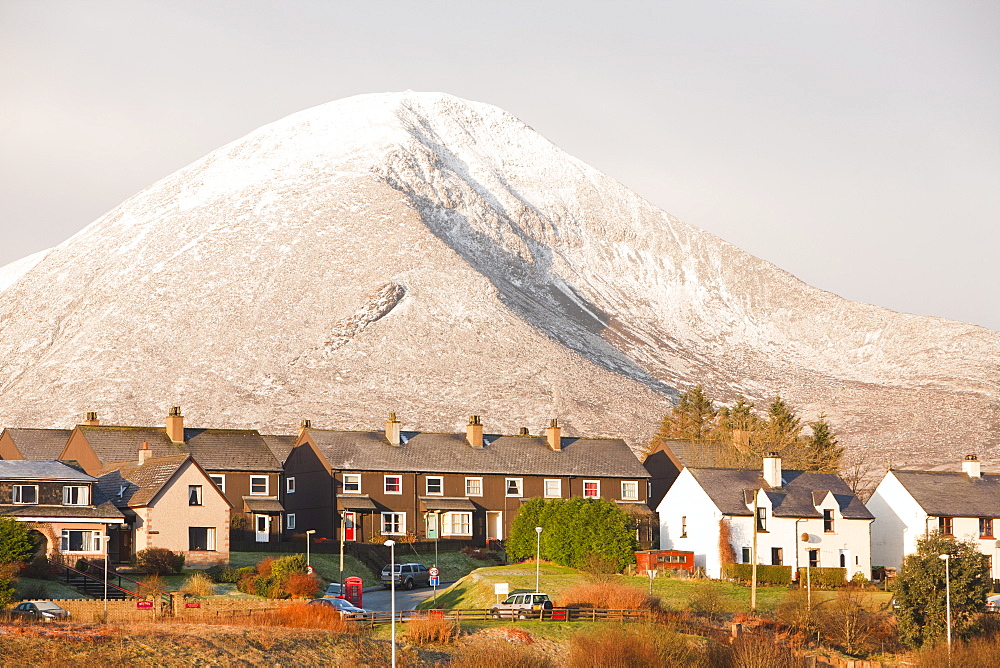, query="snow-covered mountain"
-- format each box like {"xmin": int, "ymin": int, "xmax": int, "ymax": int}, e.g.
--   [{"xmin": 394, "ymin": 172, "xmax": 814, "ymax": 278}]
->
[{"xmin": 1, "ymin": 92, "xmax": 997, "ymax": 464}]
